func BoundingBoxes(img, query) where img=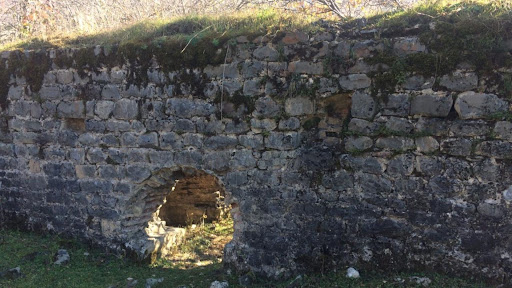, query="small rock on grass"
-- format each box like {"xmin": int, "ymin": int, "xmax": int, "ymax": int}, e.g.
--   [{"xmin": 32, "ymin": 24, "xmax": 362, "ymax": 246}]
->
[
  {"xmin": 126, "ymin": 277, "xmax": 138, "ymax": 288},
  {"xmin": 53, "ymin": 249, "xmax": 70, "ymax": 265},
  {"xmin": 210, "ymin": 280, "xmax": 229, "ymax": 288},
  {"xmin": 145, "ymin": 277, "xmax": 164, "ymax": 288},
  {"xmin": 409, "ymin": 276, "xmax": 431, "ymax": 287},
  {"xmin": 0, "ymin": 267, "xmax": 22, "ymax": 280},
  {"xmin": 346, "ymin": 267, "xmax": 360, "ymax": 278}
]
